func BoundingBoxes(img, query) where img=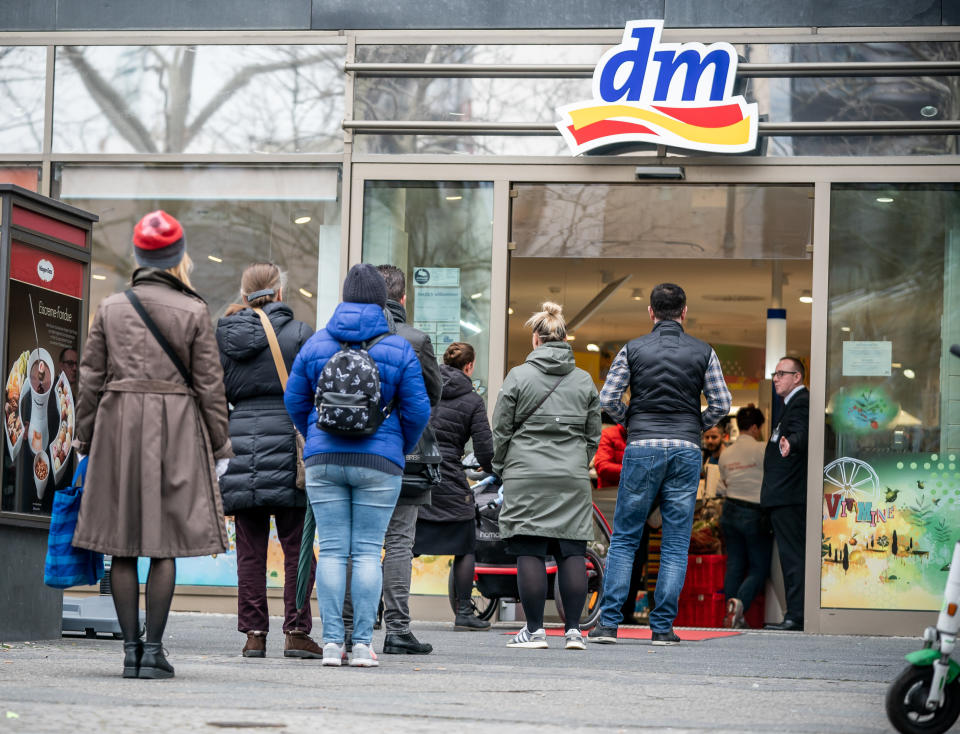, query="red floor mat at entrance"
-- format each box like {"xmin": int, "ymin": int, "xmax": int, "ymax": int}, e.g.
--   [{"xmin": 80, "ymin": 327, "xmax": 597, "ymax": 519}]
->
[{"xmin": 505, "ymin": 628, "xmax": 744, "ymax": 641}]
